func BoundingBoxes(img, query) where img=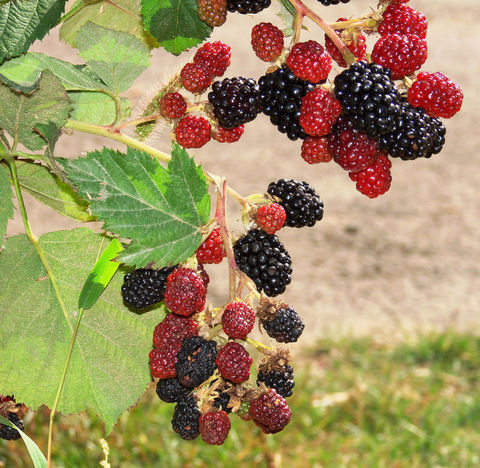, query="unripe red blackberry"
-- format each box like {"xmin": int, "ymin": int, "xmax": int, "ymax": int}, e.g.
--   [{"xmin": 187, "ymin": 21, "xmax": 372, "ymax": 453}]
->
[
  {"xmin": 301, "ymin": 136, "xmax": 332, "ymax": 164},
  {"xmin": 164, "ymin": 267, "xmax": 207, "ymax": 316},
  {"xmin": 256, "ymin": 203, "xmax": 286, "ymax": 235},
  {"xmin": 251, "ymin": 22, "xmax": 284, "ymax": 62},
  {"xmin": 153, "ymin": 313, "xmax": 198, "ymax": 350},
  {"xmin": 378, "ymin": 4, "xmax": 428, "ymax": 38},
  {"xmin": 349, "ymin": 152, "xmax": 392, "ymax": 198},
  {"xmin": 194, "ymin": 41, "xmax": 231, "ymax": 77},
  {"xmin": 159, "ymin": 92, "xmax": 187, "ymax": 119},
  {"xmin": 408, "ymin": 72, "xmax": 463, "ymax": 119},
  {"xmin": 250, "ymin": 388, "xmax": 291, "ymax": 434},
  {"xmin": 327, "ymin": 115, "xmax": 378, "ymax": 173},
  {"xmin": 216, "ymin": 341, "xmax": 252, "ymax": 383},
  {"xmin": 299, "ymin": 88, "xmax": 341, "ymax": 137},
  {"xmin": 199, "ymin": 411, "xmax": 231, "ymax": 445},
  {"xmin": 174, "ymin": 115, "xmax": 211, "ymax": 149},
  {"xmin": 213, "ymin": 125, "xmax": 244, "ymax": 143},
  {"xmin": 180, "ymin": 62, "xmax": 212, "ymax": 94},
  {"xmin": 286, "ymin": 40, "xmax": 332, "ymax": 84},
  {"xmin": 371, "ymin": 34, "xmax": 427, "ymax": 80},
  {"xmin": 221, "ymin": 301, "xmax": 255, "ymax": 339},
  {"xmin": 196, "ymin": 227, "xmax": 225, "ymax": 264}
]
